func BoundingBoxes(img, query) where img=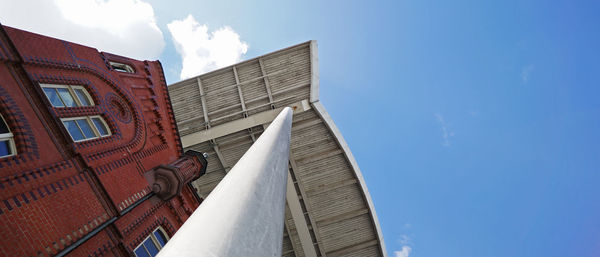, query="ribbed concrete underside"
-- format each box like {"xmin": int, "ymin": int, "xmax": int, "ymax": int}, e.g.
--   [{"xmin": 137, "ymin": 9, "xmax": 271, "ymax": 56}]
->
[{"xmin": 168, "ymin": 41, "xmax": 386, "ymax": 257}]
